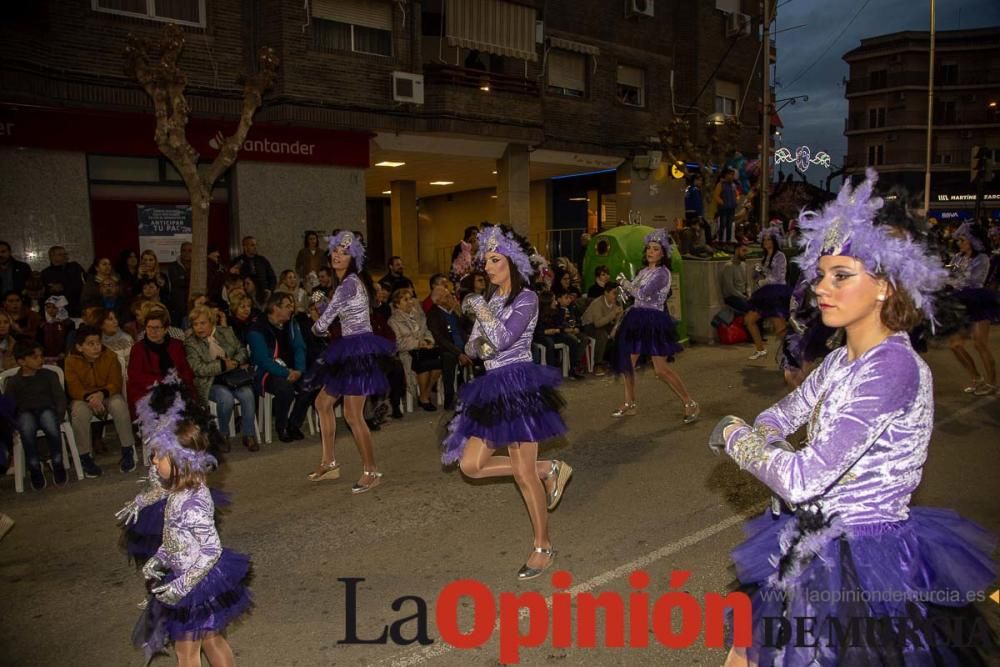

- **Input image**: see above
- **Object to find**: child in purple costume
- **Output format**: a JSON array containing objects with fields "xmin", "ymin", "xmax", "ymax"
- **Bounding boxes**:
[{"xmin": 710, "ymin": 170, "xmax": 997, "ymax": 666}]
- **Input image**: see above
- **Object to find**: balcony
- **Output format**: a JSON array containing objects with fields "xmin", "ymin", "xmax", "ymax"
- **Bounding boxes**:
[
  {"xmin": 846, "ymin": 108, "xmax": 1000, "ymax": 132},
  {"xmin": 846, "ymin": 149, "xmax": 963, "ymax": 168},
  {"xmin": 846, "ymin": 69, "xmax": 1000, "ymax": 95},
  {"xmin": 423, "ymin": 64, "xmax": 539, "ymax": 95}
]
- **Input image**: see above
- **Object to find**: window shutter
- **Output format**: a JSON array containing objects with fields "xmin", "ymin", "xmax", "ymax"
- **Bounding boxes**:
[
  {"xmin": 617, "ymin": 65, "xmax": 643, "ymax": 88},
  {"xmin": 549, "ymin": 49, "xmax": 585, "ymax": 91},
  {"xmin": 312, "ymin": 0, "xmax": 392, "ymax": 30}
]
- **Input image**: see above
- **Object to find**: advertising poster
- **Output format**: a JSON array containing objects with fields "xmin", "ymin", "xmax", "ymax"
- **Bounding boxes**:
[{"xmin": 137, "ymin": 204, "xmax": 192, "ymax": 263}]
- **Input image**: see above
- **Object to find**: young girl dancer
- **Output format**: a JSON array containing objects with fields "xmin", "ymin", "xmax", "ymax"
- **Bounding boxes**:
[
  {"xmin": 745, "ymin": 226, "xmax": 791, "ymax": 361},
  {"xmin": 304, "ymin": 230, "xmax": 394, "ymax": 493},
  {"xmin": 611, "ymin": 228, "xmax": 699, "ymax": 423},
  {"xmin": 710, "ymin": 170, "xmax": 997, "ymax": 666},
  {"xmin": 129, "ymin": 380, "xmax": 251, "ymax": 667},
  {"xmin": 947, "ymin": 222, "xmax": 999, "ymax": 395},
  {"xmin": 442, "ymin": 225, "xmax": 572, "ymax": 580}
]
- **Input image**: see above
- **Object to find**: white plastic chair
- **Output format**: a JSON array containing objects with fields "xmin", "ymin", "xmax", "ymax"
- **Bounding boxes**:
[
  {"xmin": 1, "ymin": 365, "xmax": 85, "ymax": 493},
  {"xmin": 582, "ymin": 336, "xmax": 596, "ymax": 373},
  {"xmin": 208, "ymin": 393, "xmax": 262, "ymax": 442},
  {"xmin": 552, "ymin": 342, "xmax": 570, "ymax": 377}
]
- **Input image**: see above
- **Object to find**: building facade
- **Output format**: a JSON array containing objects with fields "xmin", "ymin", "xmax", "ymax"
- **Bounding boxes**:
[
  {"xmin": 843, "ymin": 27, "xmax": 1000, "ymax": 220},
  {"xmin": 1, "ymin": 0, "xmax": 770, "ymax": 275}
]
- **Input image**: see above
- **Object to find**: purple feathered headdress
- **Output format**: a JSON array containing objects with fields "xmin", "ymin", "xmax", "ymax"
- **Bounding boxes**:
[
  {"xmin": 643, "ymin": 228, "xmax": 672, "ymax": 256},
  {"xmin": 796, "ymin": 169, "xmax": 947, "ymax": 320},
  {"xmin": 134, "ymin": 371, "xmax": 217, "ymax": 475},
  {"xmin": 758, "ymin": 224, "xmax": 784, "ymax": 246},
  {"xmin": 952, "ymin": 222, "xmax": 985, "ymax": 252},
  {"xmin": 476, "ymin": 225, "xmax": 542, "ymax": 282},
  {"xmin": 328, "ymin": 230, "xmax": 366, "ymax": 270}
]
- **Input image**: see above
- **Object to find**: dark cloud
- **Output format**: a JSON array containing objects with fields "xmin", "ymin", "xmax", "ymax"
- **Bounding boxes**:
[{"xmin": 772, "ymin": 0, "xmax": 1000, "ymax": 185}]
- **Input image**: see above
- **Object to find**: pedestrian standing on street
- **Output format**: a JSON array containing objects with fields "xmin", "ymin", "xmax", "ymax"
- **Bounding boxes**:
[
  {"xmin": 442, "ymin": 224, "xmax": 572, "ymax": 581},
  {"xmin": 126, "ymin": 378, "xmax": 251, "ymax": 667},
  {"xmin": 304, "ymin": 231, "xmax": 394, "ymax": 492},
  {"xmin": 611, "ymin": 228, "xmax": 699, "ymax": 423},
  {"xmin": 714, "ymin": 168, "xmax": 740, "ymax": 243},
  {"xmin": 710, "ymin": 170, "xmax": 997, "ymax": 667}
]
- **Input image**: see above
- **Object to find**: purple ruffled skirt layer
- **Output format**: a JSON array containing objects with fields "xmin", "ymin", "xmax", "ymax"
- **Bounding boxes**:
[
  {"xmin": 613, "ymin": 307, "xmax": 683, "ymax": 375},
  {"xmin": 731, "ymin": 507, "xmax": 998, "ymax": 666},
  {"xmin": 750, "ymin": 283, "xmax": 794, "ymax": 319},
  {"xmin": 441, "ymin": 361, "xmax": 566, "ymax": 464},
  {"xmin": 133, "ymin": 549, "xmax": 252, "ymax": 664},
  {"xmin": 124, "ymin": 489, "xmax": 230, "ymax": 566},
  {"xmin": 303, "ymin": 332, "xmax": 394, "ymax": 397},
  {"xmin": 954, "ymin": 287, "xmax": 1000, "ymax": 324}
]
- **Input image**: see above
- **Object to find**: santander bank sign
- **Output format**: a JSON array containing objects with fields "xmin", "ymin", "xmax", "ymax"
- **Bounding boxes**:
[
  {"xmin": 208, "ymin": 130, "xmax": 317, "ymax": 157},
  {"xmin": 198, "ymin": 124, "xmax": 369, "ymax": 167}
]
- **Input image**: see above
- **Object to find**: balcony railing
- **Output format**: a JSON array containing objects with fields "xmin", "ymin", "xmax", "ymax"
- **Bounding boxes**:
[
  {"xmin": 847, "ymin": 69, "xmax": 1000, "ymax": 94},
  {"xmin": 423, "ymin": 64, "xmax": 540, "ymax": 96},
  {"xmin": 846, "ymin": 109, "xmax": 1000, "ymax": 131},
  {"xmin": 847, "ymin": 150, "xmax": 961, "ymax": 166}
]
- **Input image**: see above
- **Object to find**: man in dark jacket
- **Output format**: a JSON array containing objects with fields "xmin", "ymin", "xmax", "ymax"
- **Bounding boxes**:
[
  {"xmin": 0, "ymin": 241, "xmax": 31, "ymax": 296},
  {"xmin": 379, "ymin": 256, "xmax": 415, "ymax": 296},
  {"xmin": 40, "ymin": 245, "xmax": 86, "ymax": 316},
  {"xmin": 165, "ymin": 241, "xmax": 192, "ymax": 325},
  {"xmin": 425, "ymin": 285, "xmax": 471, "ymax": 410},
  {"xmin": 233, "ymin": 236, "xmax": 276, "ymax": 299},
  {"xmin": 248, "ymin": 292, "xmax": 308, "ymax": 442}
]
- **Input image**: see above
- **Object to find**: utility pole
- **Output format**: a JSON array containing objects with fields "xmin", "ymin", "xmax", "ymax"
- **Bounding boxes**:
[
  {"xmin": 760, "ymin": 0, "xmax": 772, "ymax": 228},
  {"xmin": 922, "ymin": 0, "xmax": 936, "ymax": 215}
]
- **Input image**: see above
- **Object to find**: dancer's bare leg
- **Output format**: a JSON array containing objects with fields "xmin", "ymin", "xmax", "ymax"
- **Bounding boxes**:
[
  {"xmin": 174, "ymin": 639, "xmax": 203, "ymax": 667},
  {"xmin": 949, "ymin": 333, "xmax": 981, "ymax": 382},
  {"xmin": 508, "ymin": 442, "xmax": 552, "ymax": 569},
  {"xmin": 723, "ymin": 646, "xmax": 754, "ymax": 667},
  {"xmin": 745, "ymin": 311, "xmax": 765, "ymax": 350},
  {"xmin": 314, "ymin": 389, "xmax": 339, "ymax": 465},
  {"xmin": 651, "ymin": 356, "xmax": 695, "ymax": 413},
  {"xmin": 619, "ymin": 353, "xmax": 639, "ymax": 406},
  {"xmin": 343, "ymin": 395, "xmax": 376, "ymax": 477},
  {"xmin": 460, "ymin": 436, "xmax": 554, "ymax": 482},
  {"xmin": 201, "ymin": 634, "xmax": 236, "ymax": 667},
  {"xmin": 971, "ymin": 321, "xmax": 996, "ymax": 385}
]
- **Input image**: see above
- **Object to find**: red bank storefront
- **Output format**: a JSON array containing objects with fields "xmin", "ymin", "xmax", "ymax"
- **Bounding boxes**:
[{"xmin": 0, "ymin": 104, "xmax": 370, "ymax": 263}]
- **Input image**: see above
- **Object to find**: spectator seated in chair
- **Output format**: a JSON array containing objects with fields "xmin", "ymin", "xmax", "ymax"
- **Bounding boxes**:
[
  {"xmin": 582, "ymin": 281, "xmax": 624, "ymax": 375},
  {"xmin": 388, "ymin": 288, "xmax": 442, "ymax": 411},
  {"xmin": 65, "ymin": 324, "xmax": 134, "ymax": 478},
  {"xmin": 2, "ymin": 340, "xmax": 68, "ymax": 490},
  {"xmin": 425, "ymin": 283, "xmax": 473, "ymax": 410}
]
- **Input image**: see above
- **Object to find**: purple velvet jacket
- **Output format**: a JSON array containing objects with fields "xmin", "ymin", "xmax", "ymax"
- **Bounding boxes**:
[
  {"xmin": 465, "ymin": 289, "xmax": 538, "ymax": 371},
  {"xmin": 724, "ymin": 332, "xmax": 932, "ymax": 525},
  {"xmin": 620, "ymin": 266, "xmax": 671, "ymax": 312},
  {"xmin": 154, "ymin": 485, "xmax": 222, "ymax": 602},
  {"xmin": 754, "ymin": 250, "xmax": 787, "ymax": 286},
  {"xmin": 312, "ymin": 273, "xmax": 373, "ymax": 337}
]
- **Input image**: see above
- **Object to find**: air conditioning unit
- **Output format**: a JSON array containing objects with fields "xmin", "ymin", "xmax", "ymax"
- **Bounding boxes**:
[
  {"xmin": 392, "ymin": 71, "xmax": 424, "ymax": 105},
  {"xmin": 726, "ymin": 12, "xmax": 751, "ymax": 37},
  {"xmin": 632, "ymin": 154, "xmax": 653, "ymax": 170},
  {"xmin": 626, "ymin": 0, "xmax": 654, "ymax": 18}
]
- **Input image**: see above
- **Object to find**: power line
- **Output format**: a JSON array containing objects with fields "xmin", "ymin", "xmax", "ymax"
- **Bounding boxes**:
[{"xmin": 782, "ymin": 0, "xmax": 872, "ymax": 91}]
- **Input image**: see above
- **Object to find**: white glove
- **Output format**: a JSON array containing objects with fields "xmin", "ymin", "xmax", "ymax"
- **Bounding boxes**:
[
  {"xmin": 461, "ymin": 293, "xmax": 486, "ymax": 317},
  {"xmin": 708, "ymin": 415, "xmax": 748, "ymax": 455},
  {"xmin": 142, "ymin": 557, "xmax": 167, "ymax": 582},
  {"xmin": 115, "ymin": 500, "xmax": 140, "ymax": 526}
]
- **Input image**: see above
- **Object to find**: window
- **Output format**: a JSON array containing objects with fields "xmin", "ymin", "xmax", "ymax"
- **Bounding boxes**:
[
  {"xmin": 867, "ymin": 144, "xmax": 884, "ymax": 166},
  {"xmin": 616, "ymin": 65, "xmax": 645, "ymax": 108},
  {"xmin": 547, "ymin": 49, "xmax": 586, "ymax": 98},
  {"xmin": 92, "ymin": 0, "xmax": 205, "ymax": 26},
  {"xmin": 868, "ymin": 107, "xmax": 885, "ymax": 128},
  {"xmin": 868, "ymin": 69, "xmax": 887, "ymax": 89},
  {"xmin": 311, "ymin": 0, "xmax": 393, "ymax": 57},
  {"xmin": 934, "ymin": 99, "xmax": 956, "ymax": 124},
  {"xmin": 714, "ymin": 80, "xmax": 739, "ymax": 117},
  {"xmin": 939, "ymin": 63, "xmax": 958, "ymax": 85}
]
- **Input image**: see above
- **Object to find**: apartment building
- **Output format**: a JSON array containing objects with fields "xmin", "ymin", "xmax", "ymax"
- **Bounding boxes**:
[{"xmin": 843, "ymin": 27, "xmax": 1000, "ymax": 220}]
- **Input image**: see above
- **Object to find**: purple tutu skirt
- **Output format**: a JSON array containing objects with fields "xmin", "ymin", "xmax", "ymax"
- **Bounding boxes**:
[
  {"xmin": 750, "ymin": 283, "xmax": 794, "ymax": 319},
  {"xmin": 133, "ymin": 549, "xmax": 252, "ymax": 664},
  {"xmin": 731, "ymin": 507, "xmax": 998, "ymax": 666},
  {"xmin": 954, "ymin": 287, "xmax": 1000, "ymax": 324},
  {"xmin": 303, "ymin": 332, "xmax": 394, "ymax": 397},
  {"xmin": 123, "ymin": 489, "xmax": 230, "ymax": 566},
  {"xmin": 441, "ymin": 361, "xmax": 566, "ymax": 464},
  {"xmin": 613, "ymin": 307, "xmax": 683, "ymax": 375}
]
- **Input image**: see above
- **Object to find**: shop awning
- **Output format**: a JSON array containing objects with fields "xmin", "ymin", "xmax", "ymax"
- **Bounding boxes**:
[{"xmin": 446, "ymin": 0, "xmax": 538, "ymax": 62}]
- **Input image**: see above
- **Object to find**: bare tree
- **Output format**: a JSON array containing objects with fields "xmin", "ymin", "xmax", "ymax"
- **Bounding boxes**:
[{"xmin": 124, "ymin": 23, "xmax": 278, "ymax": 293}]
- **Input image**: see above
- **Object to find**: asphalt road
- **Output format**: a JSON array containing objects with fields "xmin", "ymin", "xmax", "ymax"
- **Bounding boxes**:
[{"xmin": 2, "ymin": 334, "xmax": 998, "ymax": 667}]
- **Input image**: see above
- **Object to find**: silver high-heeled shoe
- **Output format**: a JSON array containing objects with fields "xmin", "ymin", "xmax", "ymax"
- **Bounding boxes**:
[
  {"xmin": 611, "ymin": 402, "xmax": 637, "ymax": 417},
  {"xmin": 682, "ymin": 400, "xmax": 700, "ymax": 424},
  {"xmin": 517, "ymin": 547, "xmax": 557, "ymax": 581},
  {"xmin": 545, "ymin": 460, "xmax": 573, "ymax": 511}
]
